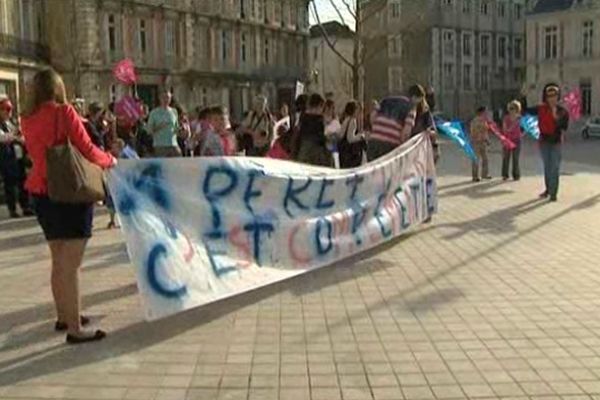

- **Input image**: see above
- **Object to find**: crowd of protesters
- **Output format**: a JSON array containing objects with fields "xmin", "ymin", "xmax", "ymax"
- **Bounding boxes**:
[{"xmin": 0, "ymin": 67, "xmax": 572, "ymax": 345}]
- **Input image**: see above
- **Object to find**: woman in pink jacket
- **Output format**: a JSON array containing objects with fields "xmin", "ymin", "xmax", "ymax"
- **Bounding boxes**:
[{"xmin": 501, "ymin": 100, "xmax": 523, "ymax": 181}]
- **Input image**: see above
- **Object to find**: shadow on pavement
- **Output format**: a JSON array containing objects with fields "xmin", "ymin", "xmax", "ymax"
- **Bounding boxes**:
[
  {"xmin": 299, "ymin": 192, "xmax": 600, "ymax": 345},
  {"xmin": 404, "ymin": 288, "xmax": 464, "ymax": 313},
  {"xmin": 0, "ymin": 226, "xmax": 433, "ymax": 386},
  {"xmin": 439, "ymin": 197, "xmax": 546, "ymax": 240},
  {"xmin": 0, "ymin": 283, "xmax": 138, "ymax": 337}
]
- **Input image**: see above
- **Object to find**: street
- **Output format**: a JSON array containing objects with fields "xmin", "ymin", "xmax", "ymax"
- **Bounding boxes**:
[{"xmin": 1, "ymin": 136, "xmax": 600, "ymax": 400}]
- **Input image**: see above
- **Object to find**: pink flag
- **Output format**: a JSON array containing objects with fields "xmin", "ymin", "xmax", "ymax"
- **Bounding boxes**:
[
  {"xmin": 115, "ymin": 95, "xmax": 142, "ymax": 126},
  {"xmin": 486, "ymin": 119, "xmax": 516, "ymax": 150},
  {"xmin": 113, "ymin": 59, "xmax": 137, "ymax": 85},
  {"xmin": 563, "ymin": 88, "xmax": 582, "ymax": 121}
]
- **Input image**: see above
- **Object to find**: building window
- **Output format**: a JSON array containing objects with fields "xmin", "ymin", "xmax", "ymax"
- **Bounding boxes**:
[
  {"xmin": 514, "ymin": 3, "xmax": 523, "ymax": 19},
  {"xmin": 263, "ymin": 0, "xmax": 269, "ymax": 22},
  {"xmin": 583, "ymin": 21, "xmax": 594, "ymax": 58},
  {"xmin": 514, "ymin": 37, "xmax": 523, "ymax": 60},
  {"xmin": 480, "ymin": 0, "xmax": 489, "ymax": 15},
  {"xmin": 498, "ymin": 36, "xmax": 507, "ymax": 59},
  {"xmin": 313, "ymin": 45, "xmax": 318, "ymax": 61},
  {"xmin": 390, "ymin": 1, "xmax": 400, "ymax": 18},
  {"xmin": 241, "ymin": 33, "xmax": 247, "ymax": 62},
  {"xmin": 463, "ymin": 64, "xmax": 472, "ymax": 90},
  {"xmin": 240, "ymin": 0, "xmax": 246, "ymax": 19},
  {"xmin": 221, "ymin": 30, "xmax": 228, "ymax": 61},
  {"xmin": 165, "ymin": 20, "xmax": 176, "ymax": 56},
  {"xmin": 544, "ymin": 26, "xmax": 558, "ymax": 60},
  {"xmin": 107, "ymin": 14, "xmax": 117, "ymax": 52},
  {"xmin": 202, "ymin": 88, "xmax": 208, "ymax": 105},
  {"xmin": 443, "ymin": 63, "xmax": 454, "ymax": 88},
  {"xmin": 389, "ymin": 35, "xmax": 401, "ymax": 57},
  {"xmin": 139, "ymin": 19, "xmax": 147, "ymax": 54},
  {"xmin": 480, "ymin": 34, "xmax": 490, "ymax": 57},
  {"xmin": 443, "ymin": 30, "xmax": 455, "ymax": 56},
  {"xmin": 389, "ymin": 67, "xmax": 402, "ymax": 92},
  {"xmin": 463, "ymin": 0, "xmax": 472, "ymax": 13},
  {"xmin": 581, "ymin": 82, "xmax": 592, "ymax": 115},
  {"xmin": 497, "ymin": 1, "xmax": 506, "ymax": 18},
  {"xmin": 265, "ymin": 38, "xmax": 270, "ymax": 64},
  {"xmin": 480, "ymin": 65, "xmax": 489, "ymax": 90},
  {"xmin": 463, "ymin": 33, "xmax": 472, "ymax": 57},
  {"xmin": 110, "ymin": 84, "xmax": 117, "ymax": 102}
]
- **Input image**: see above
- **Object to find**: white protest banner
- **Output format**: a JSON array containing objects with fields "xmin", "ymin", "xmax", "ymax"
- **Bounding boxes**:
[{"xmin": 108, "ymin": 133, "xmax": 437, "ymax": 320}]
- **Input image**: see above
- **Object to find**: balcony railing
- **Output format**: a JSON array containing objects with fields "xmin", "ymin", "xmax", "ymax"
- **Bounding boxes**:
[{"xmin": 0, "ymin": 33, "xmax": 50, "ymax": 63}]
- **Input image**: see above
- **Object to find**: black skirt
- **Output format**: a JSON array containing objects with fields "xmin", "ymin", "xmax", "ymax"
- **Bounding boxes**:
[{"xmin": 32, "ymin": 195, "xmax": 94, "ymax": 241}]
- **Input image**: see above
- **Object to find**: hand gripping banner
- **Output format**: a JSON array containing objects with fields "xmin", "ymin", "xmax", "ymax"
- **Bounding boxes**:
[{"xmin": 108, "ymin": 133, "xmax": 437, "ymax": 320}]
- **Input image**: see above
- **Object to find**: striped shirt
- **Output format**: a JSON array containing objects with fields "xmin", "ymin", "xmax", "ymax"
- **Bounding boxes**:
[{"xmin": 370, "ymin": 111, "xmax": 416, "ymax": 145}]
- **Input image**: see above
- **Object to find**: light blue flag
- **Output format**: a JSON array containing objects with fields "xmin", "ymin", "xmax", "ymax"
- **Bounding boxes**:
[
  {"xmin": 434, "ymin": 118, "xmax": 478, "ymax": 162},
  {"xmin": 520, "ymin": 114, "xmax": 540, "ymax": 140}
]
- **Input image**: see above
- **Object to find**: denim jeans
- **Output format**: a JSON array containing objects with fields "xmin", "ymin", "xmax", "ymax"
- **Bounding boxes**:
[{"xmin": 540, "ymin": 141, "xmax": 562, "ymax": 198}]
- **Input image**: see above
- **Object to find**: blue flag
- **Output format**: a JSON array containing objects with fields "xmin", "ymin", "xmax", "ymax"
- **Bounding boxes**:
[
  {"xmin": 520, "ymin": 114, "xmax": 540, "ymax": 140},
  {"xmin": 434, "ymin": 118, "xmax": 478, "ymax": 162}
]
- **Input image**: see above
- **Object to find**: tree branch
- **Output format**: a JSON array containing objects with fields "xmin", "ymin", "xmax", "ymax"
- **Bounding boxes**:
[
  {"xmin": 309, "ymin": 0, "xmax": 354, "ymax": 69},
  {"xmin": 340, "ymin": 0, "xmax": 357, "ymax": 20},
  {"xmin": 328, "ymin": 0, "xmax": 348, "ymax": 26}
]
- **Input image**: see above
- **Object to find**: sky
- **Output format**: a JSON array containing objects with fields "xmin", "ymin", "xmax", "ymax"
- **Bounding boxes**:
[{"xmin": 309, "ymin": 0, "xmax": 356, "ymax": 27}]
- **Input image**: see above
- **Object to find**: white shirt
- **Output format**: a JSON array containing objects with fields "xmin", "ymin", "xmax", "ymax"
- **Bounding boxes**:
[{"xmin": 340, "ymin": 118, "xmax": 363, "ymax": 143}]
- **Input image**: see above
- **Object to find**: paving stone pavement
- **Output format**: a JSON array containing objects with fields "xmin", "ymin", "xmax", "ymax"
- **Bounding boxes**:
[{"xmin": 0, "ymin": 136, "xmax": 599, "ymax": 400}]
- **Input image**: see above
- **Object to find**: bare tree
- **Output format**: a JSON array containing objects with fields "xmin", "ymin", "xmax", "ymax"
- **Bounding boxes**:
[{"xmin": 310, "ymin": 0, "xmax": 431, "ymax": 104}]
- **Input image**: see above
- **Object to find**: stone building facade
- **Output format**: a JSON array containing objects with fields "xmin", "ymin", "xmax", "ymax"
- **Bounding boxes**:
[
  {"xmin": 44, "ymin": 0, "xmax": 310, "ymax": 119},
  {"xmin": 308, "ymin": 21, "xmax": 355, "ymax": 109},
  {"xmin": 0, "ymin": 0, "xmax": 49, "ymax": 111},
  {"xmin": 526, "ymin": 0, "xmax": 600, "ymax": 117},
  {"xmin": 363, "ymin": 0, "xmax": 533, "ymax": 120}
]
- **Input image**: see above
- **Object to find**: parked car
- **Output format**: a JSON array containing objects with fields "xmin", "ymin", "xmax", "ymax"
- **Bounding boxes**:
[{"xmin": 581, "ymin": 117, "xmax": 600, "ymax": 139}]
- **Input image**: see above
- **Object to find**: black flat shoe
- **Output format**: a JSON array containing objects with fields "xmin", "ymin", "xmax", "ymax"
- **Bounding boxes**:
[
  {"xmin": 66, "ymin": 330, "xmax": 106, "ymax": 344},
  {"xmin": 55, "ymin": 315, "xmax": 91, "ymax": 331}
]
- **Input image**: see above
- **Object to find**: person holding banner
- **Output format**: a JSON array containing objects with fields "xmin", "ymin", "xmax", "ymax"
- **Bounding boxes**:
[
  {"xmin": 470, "ymin": 106, "xmax": 492, "ymax": 182},
  {"xmin": 147, "ymin": 88, "xmax": 180, "ymax": 158},
  {"xmin": 501, "ymin": 100, "xmax": 523, "ymax": 181},
  {"xmin": 368, "ymin": 96, "xmax": 416, "ymax": 161},
  {"xmin": 295, "ymin": 93, "xmax": 333, "ymax": 167},
  {"xmin": 526, "ymin": 83, "xmax": 569, "ymax": 202},
  {"xmin": 408, "ymin": 84, "xmax": 439, "ymax": 163},
  {"xmin": 339, "ymin": 101, "xmax": 365, "ymax": 168},
  {"xmin": 21, "ymin": 69, "xmax": 116, "ymax": 343}
]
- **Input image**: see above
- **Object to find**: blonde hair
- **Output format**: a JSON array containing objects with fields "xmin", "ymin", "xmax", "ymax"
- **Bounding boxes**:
[
  {"xmin": 23, "ymin": 68, "xmax": 67, "ymax": 116},
  {"xmin": 507, "ymin": 100, "xmax": 522, "ymax": 113}
]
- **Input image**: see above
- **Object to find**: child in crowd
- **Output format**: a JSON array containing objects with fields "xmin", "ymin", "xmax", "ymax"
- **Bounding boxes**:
[{"xmin": 470, "ymin": 106, "xmax": 492, "ymax": 182}]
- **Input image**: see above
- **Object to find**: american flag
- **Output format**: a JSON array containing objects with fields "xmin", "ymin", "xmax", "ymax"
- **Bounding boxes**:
[{"xmin": 370, "ymin": 114, "xmax": 404, "ymax": 145}]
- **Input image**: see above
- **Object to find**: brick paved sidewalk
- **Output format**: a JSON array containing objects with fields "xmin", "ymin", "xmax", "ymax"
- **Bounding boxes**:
[{"xmin": 0, "ymin": 139, "xmax": 599, "ymax": 400}]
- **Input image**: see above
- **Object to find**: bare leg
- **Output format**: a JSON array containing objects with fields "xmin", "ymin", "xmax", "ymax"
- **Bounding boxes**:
[
  {"xmin": 49, "ymin": 241, "xmax": 66, "ymax": 323},
  {"xmin": 59, "ymin": 239, "xmax": 88, "ymax": 336}
]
